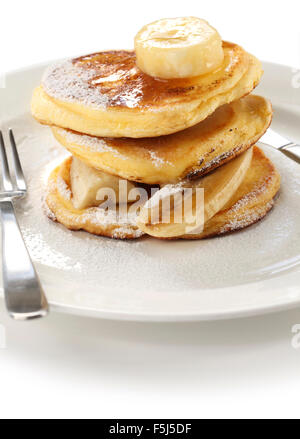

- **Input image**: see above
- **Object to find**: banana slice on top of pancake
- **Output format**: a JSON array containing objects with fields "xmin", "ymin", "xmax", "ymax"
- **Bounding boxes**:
[
  {"xmin": 51, "ymin": 95, "xmax": 272, "ymax": 185},
  {"xmin": 135, "ymin": 17, "xmax": 224, "ymax": 78},
  {"xmin": 31, "ymin": 41, "xmax": 262, "ymax": 138}
]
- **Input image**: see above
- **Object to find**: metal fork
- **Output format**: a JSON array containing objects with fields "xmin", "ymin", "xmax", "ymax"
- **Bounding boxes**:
[
  {"xmin": 259, "ymin": 128, "xmax": 300, "ymax": 164},
  {"xmin": 0, "ymin": 129, "xmax": 48, "ymax": 320}
]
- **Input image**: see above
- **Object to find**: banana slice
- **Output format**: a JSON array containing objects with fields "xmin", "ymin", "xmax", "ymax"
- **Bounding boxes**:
[
  {"xmin": 70, "ymin": 156, "xmax": 135, "ymax": 209},
  {"xmin": 134, "ymin": 17, "xmax": 224, "ymax": 79},
  {"xmin": 137, "ymin": 148, "xmax": 253, "ymax": 238}
]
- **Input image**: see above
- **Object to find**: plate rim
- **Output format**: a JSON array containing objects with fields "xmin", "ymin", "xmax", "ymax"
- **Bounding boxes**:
[{"xmin": 1, "ymin": 59, "xmax": 300, "ymax": 322}]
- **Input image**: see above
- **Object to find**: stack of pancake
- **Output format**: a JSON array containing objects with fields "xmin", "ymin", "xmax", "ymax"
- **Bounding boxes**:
[{"xmin": 31, "ymin": 19, "xmax": 280, "ymax": 240}]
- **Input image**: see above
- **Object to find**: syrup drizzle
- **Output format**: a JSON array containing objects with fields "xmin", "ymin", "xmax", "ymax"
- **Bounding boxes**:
[{"xmin": 42, "ymin": 43, "xmax": 241, "ymax": 109}]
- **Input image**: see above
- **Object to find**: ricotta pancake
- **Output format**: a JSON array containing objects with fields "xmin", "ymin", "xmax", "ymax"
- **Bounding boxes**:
[
  {"xmin": 51, "ymin": 95, "xmax": 272, "ymax": 185},
  {"xmin": 31, "ymin": 42, "xmax": 262, "ymax": 138},
  {"xmin": 45, "ymin": 148, "xmax": 280, "ymax": 240}
]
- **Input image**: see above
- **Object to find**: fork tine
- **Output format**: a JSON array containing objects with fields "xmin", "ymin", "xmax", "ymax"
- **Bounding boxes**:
[
  {"xmin": 0, "ymin": 131, "xmax": 13, "ymax": 192},
  {"xmin": 9, "ymin": 129, "xmax": 27, "ymax": 191}
]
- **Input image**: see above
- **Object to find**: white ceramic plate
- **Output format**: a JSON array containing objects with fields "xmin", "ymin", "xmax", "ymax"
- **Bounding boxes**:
[{"xmin": 0, "ymin": 61, "xmax": 299, "ymax": 321}]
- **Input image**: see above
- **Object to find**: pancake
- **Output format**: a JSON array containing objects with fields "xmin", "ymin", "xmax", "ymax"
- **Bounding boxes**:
[
  {"xmin": 45, "ymin": 147, "xmax": 280, "ymax": 240},
  {"xmin": 180, "ymin": 146, "xmax": 281, "ymax": 239},
  {"xmin": 51, "ymin": 95, "xmax": 272, "ymax": 185},
  {"xmin": 45, "ymin": 157, "xmax": 144, "ymax": 240},
  {"xmin": 31, "ymin": 42, "xmax": 262, "ymax": 138}
]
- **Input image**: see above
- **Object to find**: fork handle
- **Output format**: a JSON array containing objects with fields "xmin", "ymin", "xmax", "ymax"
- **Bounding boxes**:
[
  {"xmin": 0, "ymin": 201, "xmax": 48, "ymax": 320},
  {"xmin": 280, "ymin": 144, "xmax": 300, "ymax": 164}
]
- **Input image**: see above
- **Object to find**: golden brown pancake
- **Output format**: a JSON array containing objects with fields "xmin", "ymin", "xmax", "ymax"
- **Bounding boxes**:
[
  {"xmin": 31, "ymin": 42, "xmax": 263, "ymax": 138},
  {"xmin": 45, "ymin": 147, "xmax": 280, "ymax": 240},
  {"xmin": 51, "ymin": 95, "xmax": 272, "ymax": 185}
]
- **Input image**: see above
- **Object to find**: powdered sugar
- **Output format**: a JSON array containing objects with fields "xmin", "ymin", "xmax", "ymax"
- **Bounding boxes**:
[
  {"xmin": 57, "ymin": 127, "xmax": 176, "ymax": 170},
  {"xmin": 220, "ymin": 200, "xmax": 274, "ymax": 233},
  {"xmin": 63, "ymin": 204, "xmax": 144, "ymax": 240},
  {"xmin": 188, "ymin": 146, "xmax": 243, "ymax": 178},
  {"xmin": 55, "ymin": 127, "xmax": 128, "ymax": 160},
  {"xmin": 56, "ymin": 176, "xmax": 72, "ymax": 201},
  {"xmin": 42, "ymin": 59, "xmax": 144, "ymax": 109},
  {"xmin": 42, "ymin": 195, "xmax": 57, "ymax": 222},
  {"xmin": 144, "ymin": 182, "xmax": 183, "ymax": 210},
  {"xmin": 230, "ymin": 173, "xmax": 271, "ymax": 213},
  {"xmin": 149, "ymin": 150, "xmax": 172, "ymax": 168},
  {"xmin": 42, "ymin": 61, "xmax": 109, "ymax": 109}
]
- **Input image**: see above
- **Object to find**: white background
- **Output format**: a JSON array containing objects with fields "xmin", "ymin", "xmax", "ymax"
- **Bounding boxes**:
[{"xmin": 1, "ymin": 0, "xmax": 300, "ymax": 419}]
